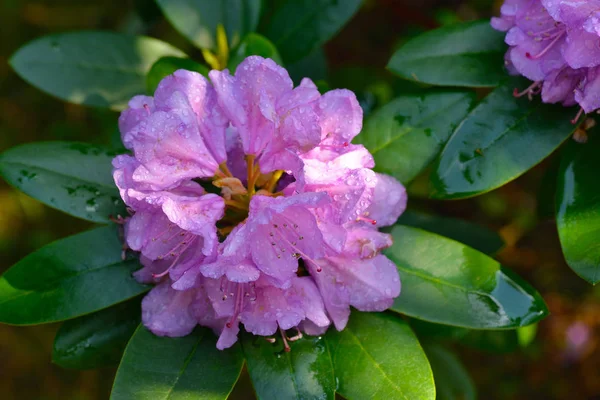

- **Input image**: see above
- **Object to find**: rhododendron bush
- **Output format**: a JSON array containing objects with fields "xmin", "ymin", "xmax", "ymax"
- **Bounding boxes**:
[{"xmin": 2, "ymin": 0, "xmax": 599, "ymax": 399}]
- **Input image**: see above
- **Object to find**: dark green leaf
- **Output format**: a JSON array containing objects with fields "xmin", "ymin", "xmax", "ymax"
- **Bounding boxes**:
[
  {"xmin": 557, "ymin": 131, "xmax": 600, "ymax": 284},
  {"xmin": 242, "ymin": 334, "xmax": 334, "ymax": 400},
  {"xmin": 327, "ymin": 312, "xmax": 435, "ymax": 400},
  {"xmin": 431, "ymin": 79, "xmax": 579, "ymax": 199},
  {"xmin": 0, "ymin": 141, "xmax": 126, "ymax": 223},
  {"xmin": 356, "ymin": 90, "xmax": 475, "ymax": 184},
  {"xmin": 264, "ymin": 0, "xmax": 362, "ymax": 63},
  {"xmin": 286, "ymin": 47, "xmax": 327, "ymax": 84},
  {"xmin": 422, "ymin": 343, "xmax": 476, "ymax": 400},
  {"xmin": 111, "ymin": 326, "xmax": 244, "ymax": 400},
  {"xmin": 156, "ymin": 0, "xmax": 261, "ymax": 50},
  {"xmin": 397, "ymin": 210, "xmax": 504, "ymax": 255},
  {"xmin": 0, "ymin": 225, "xmax": 148, "ymax": 325},
  {"xmin": 387, "ymin": 20, "xmax": 506, "ymax": 87},
  {"xmin": 9, "ymin": 32, "xmax": 185, "ymax": 109},
  {"xmin": 386, "ymin": 225, "xmax": 548, "ymax": 328},
  {"xmin": 146, "ymin": 56, "xmax": 209, "ymax": 94},
  {"xmin": 228, "ymin": 33, "xmax": 282, "ymax": 72},
  {"xmin": 53, "ymin": 298, "xmax": 141, "ymax": 369}
]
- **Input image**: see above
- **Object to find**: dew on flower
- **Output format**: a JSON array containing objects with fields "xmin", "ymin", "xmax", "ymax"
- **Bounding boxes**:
[{"xmin": 112, "ymin": 56, "xmax": 406, "ymax": 349}]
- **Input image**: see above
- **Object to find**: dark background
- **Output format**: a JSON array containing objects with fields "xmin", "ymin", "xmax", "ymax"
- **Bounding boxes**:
[{"xmin": 1, "ymin": 0, "xmax": 599, "ymax": 398}]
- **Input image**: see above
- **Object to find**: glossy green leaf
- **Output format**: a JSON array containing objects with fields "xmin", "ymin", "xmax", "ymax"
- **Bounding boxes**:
[
  {"xmin": 53, "ymin": 298, "xmax": 141, "ymax": 369},
  {"xmin": 557, "ymin": 132, "xmax": 600, "ymax": 284},
  {"xmin": 386, "ymin": 225, "xmax": 548, "ymax": 328},
  {"xmin": 387, "ymin": 20, "xmax": 506, "ymax": 87},
  {"xmin": 431, "ymin": 79, "xmax": 579, "ymax": 199},
  {"xmin": 422, "ymin": 343, "xmax": 476, "ymax": 400},
  {"xmin": 156, "ymin": 0, "xmax": 261, "ymax": 50},
  {"xmin": 355, "ymin": 90, "xmax": 475, "ymax": 183},
  {"xmin": 242, "ymin": 334, "xmax": 334, "ymax": 400},
  {"xmin": 327, "ymin": 312, "xmax": 435, "ymax": 400},
  {"xmin": 397, "ymin": 210, "xmax": 504, "ymax": 255},
  {"xmin": 9, "ymin": 32, "xmax": 185, "ymax": 109},
  {"xmin": 111, "ymin": 326, "xmax": 243, "ymax": 400},
  {"xmin": 146, "ymin": 56, "xmax": 209, "ymax": 94},
  {"xmin": 0, "ymin": 141, "xmax": 126, "ymax": 223},
  {"xmin": 264, "ymin": 0, "xmax": 362, "ymax": 63},
  {"xmin": 228, "ymin": 33, "xmax": 283, "ymax": 72},
  {"xmin": 0, "ymin": 225, "xmax": 148, "ymax": 325}
]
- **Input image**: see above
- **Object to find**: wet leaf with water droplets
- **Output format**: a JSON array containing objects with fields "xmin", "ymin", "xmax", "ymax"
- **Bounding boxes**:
[
  {"xmin": 430, "ymin": 78, "xmax": 579, "ymax": 199},
  {"xmin": 0, "ymin": 141, "xmax": 126, "ymax": 223},
  {"xmin": 242, "ymin": 333, "xmax": 335, "ymax": 400},
  {"xmin": 53, "ymin": 298, "xmax": 141, "ymax": 369},
  {"xmin": 356, "ymin": 90, "xmax": 475, "ymax": 184},
  {"xmin": 327, "ymin": 312, "xmax": 435, "ymax": 400},
  {"xmin": 386, "ymin": 225, "xmax": 548, "ymax": 328},
  {"xmin": 111, "ymin": 326, "xmax": 243, "ymax": 400},
  {"xmin": 0, "ymin": 225, "xmax": 148, "ymax": 325}
]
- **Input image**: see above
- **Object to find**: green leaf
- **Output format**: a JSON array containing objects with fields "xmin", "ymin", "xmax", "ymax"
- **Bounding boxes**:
[
  {"xmin": 111, "ymin": 326, "xmax": 244, "ymax": 400},
  {"xmin": 53, "ymin": 298, "xmax": 141, "ymax": 369},
  {"xmin": 0, "ymin": 141, "xmax": 126, "ymax": 223},
  {"xmin": 387, "ymin": 20, "xmax": 506, "ymax": 87},
  {"xmin": 146, "ymin": 56, "xmax": 209, "ymax": 94},
  {"xmin": 557, "ymin": 132, "xmax": 600, "ymax": 284},
  {"xmin": 242, "ymin": 334, "xmax": 335, "ymax": 400},
  {"xmin": 156, "ymin": 0, "xmax": 261, "ymax": 50},
  {"xmin": 397, "ymin": 210, "xmax": 504, "ymax": 255},
  {"xmin": 0, "ymin": 225, "xmax": 148, "ymax": 325},
  {"xmin": 264, "ymin": 0, "xmax": 362, "ymax": 63},
  {"xmin": 9, "ymin": 32, "xmax": 185, "ymax": 109},
  {"xmin": 228, "ymin": 33, "xmax": 283, "ymax": 72},
  {"xmin": 355, "ymin": 90, "xmax": 475, "ymax": 184},
  {"xmin": 386, "ymin": 225, "xmax": 548, "ymax": 328},
  {"xmin": 422, "ymin": 343, "xmax": 476, "ymax": 400},
  {"xmin": 328, "ymin": 312, "xmax": 435, "ymax": 400},
  {"xmin": 431, "ymin": 79, "xmax": 579, "ymax": 199}
]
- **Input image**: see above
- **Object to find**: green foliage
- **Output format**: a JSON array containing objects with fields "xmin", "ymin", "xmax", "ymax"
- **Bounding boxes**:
[
  {"xmin": 328, "ymin": 312, "xmax": 435, "ymax": 400},
  {"xmin": 263, "ymin": 0, "xmax": 362, "ymax": 63},
  {"xmin": 228, "ymin": 33, "xmax": 283, "ymax": 72},
  {"xmin": 423, "ymin": 343, "xmax": 476, "ymax": 400},
  {"xmin": 557, "ymin": 131, "xmax": 600, "ymax": 284},
  {"xmin": 53, "ymin": 299, "xmax": 141, "ymax": 369},
  {"xmin": 0, "ymin": 226, "xmax": 148, "ymax": 325},
  {"xmin": 430, "ymin": 79, "xmax": 579, "ymax": 199},
  {"xmin": 242, "ymin": 334, "xmax": 335, "ymax": 400},
  {"xmin": 155, "ymin": 0, "xmax": 261, "ymax": 51},
  {"xmin": 386, "ymin": 225, "xmax": 548, "ymax": 328},
  {"xmin": 397, "ymin": 210, "xmax": 504, "ymax": 255},
  {"xmin": 356, "ymin": 90, "xmax": 475, "ymax": 184},
  {"xmin": 147, "ymin": 56, "xmax": 210, "ymax": 94},
  {"xmin": 111, "ymin": 326, "xmax": 244, "ymax": 400},
  {"xmin": 0, "ymin": 141, "xmax": 126, "ymax": 223},
  {"xmin": 10, "ymin": 32, "xmax": 184, "ymax": 109},
  {"xmin": 388, "ymin": 20, "xmax": 506, "ymax": 87}
]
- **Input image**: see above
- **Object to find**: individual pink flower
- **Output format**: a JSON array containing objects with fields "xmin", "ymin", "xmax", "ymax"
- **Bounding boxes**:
[{"xmin": 114, "ymin": 56, "xmax": 407, "ymax": 350}]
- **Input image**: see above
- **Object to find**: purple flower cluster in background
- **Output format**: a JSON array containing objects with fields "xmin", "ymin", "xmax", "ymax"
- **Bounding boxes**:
[
  {"xmin": 492, "ymin": 0, "xmax": 600, "ymax": 120},
  {"xmin": 113, "ymin": 56, "xmax": 406, "ymax": 350}
]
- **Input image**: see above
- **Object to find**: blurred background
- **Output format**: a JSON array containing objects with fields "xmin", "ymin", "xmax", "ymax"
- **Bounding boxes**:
[{"xmin": 1, "ymin": 0, "xmax": 599, "ymax": 398}]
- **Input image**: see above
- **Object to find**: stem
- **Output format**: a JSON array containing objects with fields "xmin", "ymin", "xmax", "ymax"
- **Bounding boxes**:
[
  {"xmin": 264, "ymin": 170, "xmax": 284, "ymax": 192},
  {"xmin": 246, "ymin": 155, "xmax": 257, "ymax": 195}
]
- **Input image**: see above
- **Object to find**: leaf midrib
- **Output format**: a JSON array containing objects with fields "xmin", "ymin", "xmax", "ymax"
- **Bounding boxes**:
[{"xmin": 16, "ymin": 59, "xmax": 146, "ymax": 76}]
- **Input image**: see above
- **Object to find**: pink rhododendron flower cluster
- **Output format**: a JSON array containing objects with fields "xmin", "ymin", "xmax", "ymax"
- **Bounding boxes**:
[
  {"xmin": 113, "ymin": 56, "xmax": 406, "ymax": 350},
  {"xmin": 492, "ymin": 0, "xmax": 600, "ymax": 119}
]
